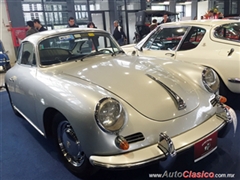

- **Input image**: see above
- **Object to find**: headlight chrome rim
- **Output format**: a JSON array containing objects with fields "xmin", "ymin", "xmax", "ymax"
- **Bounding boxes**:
[
  {"xmin": 95, "ymin": 97, "xmax": 126, "ymax": 134},
  {"xmin": 202, "ymin": 67, "xmax": 220, "ymax": 93}
]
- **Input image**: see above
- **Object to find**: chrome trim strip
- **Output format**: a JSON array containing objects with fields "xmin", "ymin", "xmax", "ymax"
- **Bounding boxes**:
[
  {"xmin": 157, "ymin": 132, "xmax": 177, "ymax": 168},
  {"xmin": 89, "ymin": 121, "xmax": 228, "ymax": 169},
  {"xmin": 194, "ymin": 146, "xmax": 217, "ymax": 162},
  {"xmin": 146, "ymin": 74, "xmax": 186, "ymax": 110},
  {"xmin": 14, "ymin": 106, "xmax": 45, "ymax": 136},
  {"xmin": 158, "ymin": 133, "xmax": 176, "ymax": 157},
  {"xmin": 216, "ymin": 104, "xmax": 234, "ymax": 123},
  {"xmin": 0, "ymin": 60, "xmax": 10, "ymax": 62},
  {"xmin": 228, "ymin": 78, "xmax": 240, "ymax": 84},
  {"xmin": 90, "ymin": 154, "xmax": 166, "ymax": 168},
  {"xmin": 176, "ymin": 122, "xmax": 225, "ymax": 153}
]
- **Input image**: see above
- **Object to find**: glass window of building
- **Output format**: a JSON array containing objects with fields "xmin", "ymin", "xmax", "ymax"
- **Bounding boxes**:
[
  {"xmin": 215, "ymin": 0, "xmax": 224, "ymax": 14},
  {"xmin": 22, "ymin": 2, "xmax": 44, "ymax": 23},
  {"xmin": 74, "ymin": 0, "xmax": 88, "ymax": 10},
  {"xmin": 232, "ymin": 0, "xmax": 238, "ymax": 14},
  {"xmin": 126, "ymin": 0, "xmax": 141, "ymax": 10},
  {"xmin": 89, "ymin": 0, "xmax": 109, "ymax": 11}
]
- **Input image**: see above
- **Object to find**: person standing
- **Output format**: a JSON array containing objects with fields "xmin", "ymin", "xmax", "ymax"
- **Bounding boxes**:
[
  {"xmin": 149, "ymin": 19, "xmax": 158, "ymax": 31},
  {"xmin": 26, "ymin": 21, "xmax": 38, "ymax": 37},
  {"xmin": 218, "ymin": 13, "xmax": 224, "ymax": 19},
  {"xmin": 33, "ymin": 19, "xmax": 47, "ymax": 32},
  {"xmin": 87, "ymin": 22, "xmax": 99, "ymax": 49},
  {"xmin": 113, "ymin": 20, "xmax": 127, "ymax": 46},
  {"xmin": 67, "ymin": 17, "xmax": 78, "ymax": 28},
  {"xmin": 87, "ymin": 22, "xmax": 97, "ymax": 29},
  {"xmin": 160, "ymin": 14, "xmax": 172, "ymax": 24},
  {"xmin": 209, "ymin": 10, "xmax": 215, "ymax": 19}
]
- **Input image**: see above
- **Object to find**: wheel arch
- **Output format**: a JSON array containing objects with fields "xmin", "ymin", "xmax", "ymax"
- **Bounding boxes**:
[
  {"xmin": 5, "ymin": 83, "xmax": 9, "ymax": 92},
  {"xmin": 43, "ymin": 108, "xmax": 62, "ymax": 138}
]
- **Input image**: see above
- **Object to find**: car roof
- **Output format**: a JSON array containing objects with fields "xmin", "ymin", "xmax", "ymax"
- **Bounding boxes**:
[
  {"xmin": 23, "ymin": 28, "xmax": 109, "ymax": 45},
  {"xmin": 160, "ymin": 19, "xmax": 240, "ymax": 28}
]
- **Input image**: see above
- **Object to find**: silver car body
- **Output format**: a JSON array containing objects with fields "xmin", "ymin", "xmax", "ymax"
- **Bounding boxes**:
[{"xmin": 5, "ymin": 28, "xmax": 236, "ymax": 168}]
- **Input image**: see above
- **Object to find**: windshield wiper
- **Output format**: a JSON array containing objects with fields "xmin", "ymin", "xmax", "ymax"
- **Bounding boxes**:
[
  {"xmin": 80, "ymin": 51, "xmax": 106, "ymax": 61},
  {"xmin": 66, "ymin": 54, "xmax": 84, "ymax": 61},
  {"xmin": 66, "ymin": 51, "xmax": 104, "ymax": 62}
]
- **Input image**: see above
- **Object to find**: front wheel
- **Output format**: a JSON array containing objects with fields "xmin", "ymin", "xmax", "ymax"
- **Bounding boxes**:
[{"xmin": 52, "ymin": 113, "xmax": 98, "ymax": 178}]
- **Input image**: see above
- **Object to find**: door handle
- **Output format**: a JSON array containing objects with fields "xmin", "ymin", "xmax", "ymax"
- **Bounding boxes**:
[
  {"xmin": 165, "ymin": 53, "xmax": 175, "ymax": 57},
  {"xmin": 228, "ymin": 48, "xmax": 234, "ymax": 56}
]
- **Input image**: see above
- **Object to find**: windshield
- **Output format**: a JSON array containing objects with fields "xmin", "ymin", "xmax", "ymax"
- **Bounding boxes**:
[
  {"xmin": 38, "ymin": 32, "xmax": 121, "ymax": 66},
  {"xmin": 142, "ymin": 26, "xmax": 188, "ymax": 50}
]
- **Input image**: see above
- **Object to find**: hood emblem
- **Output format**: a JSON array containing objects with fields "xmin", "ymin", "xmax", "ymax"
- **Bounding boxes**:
[{"xmin": 146, "ymin": 74, "xmax": 186, "ymax": 110}]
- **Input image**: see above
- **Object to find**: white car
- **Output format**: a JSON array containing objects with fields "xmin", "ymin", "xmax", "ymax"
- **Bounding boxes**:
[{"xmin": 122, "ymin": 20, "xmax": 240, "ymax": 107}]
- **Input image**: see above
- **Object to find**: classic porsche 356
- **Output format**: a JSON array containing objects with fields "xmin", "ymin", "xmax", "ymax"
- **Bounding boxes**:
[{"xmin": 5, "ymin": 28, "xmax": 237, "ymax": 177}]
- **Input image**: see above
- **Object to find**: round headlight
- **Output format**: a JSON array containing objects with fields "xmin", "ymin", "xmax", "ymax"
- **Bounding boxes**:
[
  {"xmin": 95, "ymin": 98, "xmax": 125, "ymax": 133},
  {"xmin": 202, "ymin": 68, "xmax": 220, "ymax": 93}
]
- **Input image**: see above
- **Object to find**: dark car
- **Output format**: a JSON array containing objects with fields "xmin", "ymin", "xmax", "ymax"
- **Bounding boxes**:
[
  {"xmin": 134, "ymin": 10, "xmax": 178, "ymax": 43},
  {"xmin": 0, "ymin": 40, "xmax": 11, "ymax": 71}
]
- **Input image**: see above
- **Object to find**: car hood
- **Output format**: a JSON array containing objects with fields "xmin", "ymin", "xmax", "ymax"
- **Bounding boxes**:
[{"xmin": 62, "ymin": 55, "xmax": 200, "ymax": 120}]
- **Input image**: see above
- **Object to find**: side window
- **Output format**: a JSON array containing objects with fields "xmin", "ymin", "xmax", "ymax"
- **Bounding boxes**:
[
  {"xmin": 214, "ymin": 23, "xmax": 240, "ymax": 42},
  {"xmin": 19, "ymin": 42, "xmax": 36, "ymax": 66},
  {"xmin": 142, "ymin": 31, "xmax": 158, "ymax": 49},
  {"xmin": 143, "ymin": 27, "xmax": 187, "ymax": 50},
  {"xmin": 179, "ymin": 27, "xmax": 206, "ymax": 51}
]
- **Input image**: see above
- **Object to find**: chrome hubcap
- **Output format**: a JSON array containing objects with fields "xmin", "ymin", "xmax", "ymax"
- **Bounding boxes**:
[{"xmin": 57, "ymin": 121, "xmax": 85, "ymax": 167}]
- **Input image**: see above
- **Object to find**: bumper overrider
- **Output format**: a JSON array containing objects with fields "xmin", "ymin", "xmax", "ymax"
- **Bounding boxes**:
[{"xmin": 89, "ymin": 103, "xmax": 237, "ymax": 169}]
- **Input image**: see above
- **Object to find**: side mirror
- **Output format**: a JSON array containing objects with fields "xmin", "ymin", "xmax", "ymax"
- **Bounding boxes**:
[{"xmin": 132, "ymin": 50, "xmax": 136, "ymax": 56}]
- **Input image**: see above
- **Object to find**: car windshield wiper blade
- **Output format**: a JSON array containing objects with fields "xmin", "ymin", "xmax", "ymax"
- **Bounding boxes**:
[
  {"xmin": 80, "ymin": 51, "xmax": 105, "ymax": 61},
  {"xmin": 66, "ymin": 52, "xmax": 99, "ymax": 62},
  {"xmin": 66, "ymin": 54, "xmax": 84, "ymax": 61}
]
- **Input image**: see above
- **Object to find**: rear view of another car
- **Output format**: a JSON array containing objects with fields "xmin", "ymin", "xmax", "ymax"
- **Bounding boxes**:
[{"xmin": 0, "ymin": 40, "xmax": 11, "ymax": 71}]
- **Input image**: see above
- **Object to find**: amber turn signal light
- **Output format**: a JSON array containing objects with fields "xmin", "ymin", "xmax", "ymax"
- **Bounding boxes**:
[
  {"xmin": 219, "ymin": 96, "xmax": 227, "ymax": 103},
  {"xmin": 115, "ymin": 136, "xmax": 129, "ymax": 150}
]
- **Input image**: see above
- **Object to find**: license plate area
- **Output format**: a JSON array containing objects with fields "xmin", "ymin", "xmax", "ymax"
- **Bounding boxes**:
[{"xmin": 194, "ymin": 131, "xmax": 218, "ymax": 162}]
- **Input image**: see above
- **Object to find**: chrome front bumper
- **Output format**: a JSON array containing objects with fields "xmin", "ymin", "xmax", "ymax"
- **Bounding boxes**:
[{"xmin": 89, "ymin": 104, "xmax": 237, "ymax": 169}]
